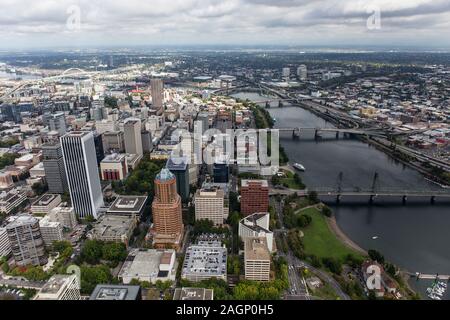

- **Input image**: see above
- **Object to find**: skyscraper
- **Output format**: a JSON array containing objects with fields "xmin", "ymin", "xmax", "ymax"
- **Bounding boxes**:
[
  {"xmin": 244, "ymin": 237, "xmax": 271, "ymax": 282},
  {"xmin": 141, "ymin": 130, "xmax": 153, "ymax": 153},
  {"xmin": 49, "ymin": 112, "xmax": 67, "ymax": 136},
  {"xmin": 61, "ymin": 131, "xmax": 104, "ymax": 219},
  {"xmin": 282, "ymin": 67, "xmax": 291, "ymax": 80},
  {"xmin": 297, "ymin": 65, "xmax": 308, "ymax": 81},
  {"xmin": 240, "ymin": 180, "xmax": 269, "ymax": 216},
  {"xmin": 94, "ymin": 132, "xmax": 105, "ymax": 164},
  {"xmin": 167, "ymin": 156, "xmax": 190, "ymax": 203},
  {"xmin": 42, "ymin": 143, "xmax": 68, "ymax": 194},
  {"xmin": 195, "ymin": 187, "xmax": 227, "ymax": 226},
  {"xmin": 151, "ymin": 169, "xmax": 184, "ymax": 250},
  {"xmin": 6, "ymin": 214, "xmax": 48, "ymax": 267},
  {"xmin": 124, "ymin": 119, "xmax": 143, "ymax": 157},
  {"xmin": 151, "ymin": 78, "xmax": 164, "ymax": 115}
]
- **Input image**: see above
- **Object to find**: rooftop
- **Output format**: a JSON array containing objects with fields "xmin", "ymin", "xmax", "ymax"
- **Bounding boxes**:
[
  {"xmin": 89, "ymin": 285, "xmax": 141, "ymax": 300},
  {"xmin": 182, "ymin": 243, "xmax": 227, "ymax": 278},
  {"xmin": 108, "ymin": 196, "xmax": 147, "ymax": 214},
  {"xmin": 197, "ymin": 188, "xmax": 224, "ymax": 198},
  {"xmin": 244, "ymin": 237, "xmax": 271, "ymax": 261},
  {"xmin": 101, "ymin": 153, "xmax": 126, "ymax": 163},
  {"xmin": 118, "ymin": 249, "xmax": 176, "ymax": 280},
  {"xmin": 240, "ymin": 212, "xmax": 271, "ymax": 234},
  {"xmin": 6, "ymin": 214, "xmax": 38, "ymax": 229},
  {"xmin": 241, "ymin": 179, "xmax": 269, "ymax": 187},
  {"xmin": 88, "ymin": 215, "xmax": 136, "ymax": 239},
  {"xmin": 35, "ymin": 275, "xmax": 77, "ymax": 300},
  {"xmin": 32, "ymin": 193, "xmax": 60, "ymax": 207},
  {"xmin": 156, "ymin": 168, "xmax": 175, "ymax": 182},
  {"xmin": 173, "ymin": 288, "xmax": 214, "ymax": 300},
  {"xmin": 167, "ymin": 156, "xmax": 188, "ymax": 171}
]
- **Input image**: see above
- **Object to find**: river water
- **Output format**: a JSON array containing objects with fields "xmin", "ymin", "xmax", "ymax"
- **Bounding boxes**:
[
  {"xmin": 232, "ymin": 91, "xmax": 450, "ymax": 300},
  {"xmin": 0, "ymin": 71, "xmax": 42, "ymax": 80}
]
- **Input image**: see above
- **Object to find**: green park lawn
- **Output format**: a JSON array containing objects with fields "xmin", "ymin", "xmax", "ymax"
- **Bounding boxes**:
[
  {"xmin": 278, "ymin": 170, "xmax": 305, "ymax": 190},
  {"xmin": 300, "ymin": 207, "xmax": 364, "ymax": 262}
]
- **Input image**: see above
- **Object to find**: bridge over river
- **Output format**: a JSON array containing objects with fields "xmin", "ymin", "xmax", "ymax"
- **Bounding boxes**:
[{"xmin": 270, "ymin": 187, "xmax": 450, "ymax": 204}]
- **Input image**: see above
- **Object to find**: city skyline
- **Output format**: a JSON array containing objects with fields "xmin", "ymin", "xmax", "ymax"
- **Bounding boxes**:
[{"xmin": 0, "ymin": 0, "xmax": 449, "ymax": 305}]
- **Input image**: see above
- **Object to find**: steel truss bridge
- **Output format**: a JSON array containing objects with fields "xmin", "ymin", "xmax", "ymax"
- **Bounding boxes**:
[{"xmin": 270, "ymin": 172, "xmax": 450, "ymax": 204}]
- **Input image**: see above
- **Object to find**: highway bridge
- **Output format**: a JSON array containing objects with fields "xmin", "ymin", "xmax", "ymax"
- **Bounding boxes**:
[
  {"xmin": 270, "ymin": 188, "xmax": 450, "ymax": 204},
  {"xmin": 0, "ymin": 68, "xmax": 99, "ymax": 100},
  {"xmin": 277, "ymin": 127, "xmax": 387, "ymax": 139}
]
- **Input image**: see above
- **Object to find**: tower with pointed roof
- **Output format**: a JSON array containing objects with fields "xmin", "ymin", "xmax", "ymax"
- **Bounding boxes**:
[{"xmin": 151, "ymin": 168, "xmax": 184, "ymax": 250}]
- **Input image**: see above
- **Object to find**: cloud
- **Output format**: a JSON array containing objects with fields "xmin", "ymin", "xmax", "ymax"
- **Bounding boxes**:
[{"xmin": 0, "ymin": 0, "xmax": 449, "ymax": 48}]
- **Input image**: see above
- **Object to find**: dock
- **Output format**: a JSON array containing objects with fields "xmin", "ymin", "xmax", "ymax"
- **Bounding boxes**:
[{"xmin": 414, "ymin": 273, "xmax": 450, "ymax": 281}]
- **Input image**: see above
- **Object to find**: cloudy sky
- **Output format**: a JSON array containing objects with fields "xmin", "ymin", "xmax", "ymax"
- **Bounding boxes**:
[{"xmin": 1, "ymin": 0, "xmax": 450, "ymax": 49}]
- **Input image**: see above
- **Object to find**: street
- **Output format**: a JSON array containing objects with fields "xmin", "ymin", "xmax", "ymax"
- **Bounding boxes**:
[{"xmin": 271, "ymin": 197, "xmax": 351, "ymax": 300}]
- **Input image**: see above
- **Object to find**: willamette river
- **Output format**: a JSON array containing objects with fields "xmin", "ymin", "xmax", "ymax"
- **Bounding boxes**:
[{"xmin": 232, "ymin": 91, "xmax": 450, "ymax": 299}]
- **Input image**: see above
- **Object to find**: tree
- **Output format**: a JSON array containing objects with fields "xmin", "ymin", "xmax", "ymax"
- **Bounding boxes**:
[
  {"xmin": 293, "ymin": 174, "xmax": 305, "ymax": 189},
  {"xmin": 322, "ymin": 205, "xmax": 333, "ymax": 217},
  {"xmin": 271, "ymin": 175, "xmax": 281, "ymax": 186},
  {"xmin": 104, "ymin": 96, "xmax": 118, "ymax": 108},
  {"xmin": 32, "ymin": 182, "xmax": 48, "ymax": 196},
  {"xmin": 345, "ymin": 254, "xmax": 363, "ymax": 268},
  {"xmin": 102, "ymin": 242, "xmax": 127, "ymax": 265},
  {"xmin": 385, "ymin": 263, "xmax": 397, "ymax": 277},
  {"xmin": 228, "ymin": 192, "xmax": 240, "ymax": 212},
  {"xmin": 80, "ymin": 265, "xmax": 113, "ymax": 294},
  {"xmin": 80, "ymin": 240, "xmax": 104, "ymax": 264},
  {"xmin": 368, "ymin": 249, "xmax": 385, "ymax": 264},
  {"xmin": 307, "ymin": 191, "xmax": 319, "ymax": 204},
  {"xmin": 296, "ymin": 214, "xmax": 312, "ymax": 228},
  {"xmin": 1, "ymin": 261, "xmax": 9, "ymax": 273},
  {"xmin": 322, "ymin": 257, "xmax": 342, "ymax": 275},
  {"xmin": 155, "ymin": 280, "xmax": 173, "ymax": 292},
  {"xmin": 53, "ymin": 241, "xmax": 72, "ymax": 253},
  {"xmin": 0, "ymin": 137, "xmax": 19, "ymax": 148},
  {"xmin": 0, "ymin": 153, "xmax": 20, "ymax": 170},
  {"xmin": 309, "ymin": 255, "xmax": 322, "ymax": 268},
  {"xmin": 227, "ymin": 211, "xmax": 242, "ymax": 228}
]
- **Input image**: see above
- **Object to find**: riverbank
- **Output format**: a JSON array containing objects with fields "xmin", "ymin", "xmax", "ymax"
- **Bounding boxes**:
[
  {"xmin": 326, "ymin": 215, "xmax": 367, "ymax": 256},
  {"xmin": 298, "ymin": 207, "xmax": 365, "ymax": 261},
  {"xmin": 362, "ymin": 136, "xmax": 450, "ymax": 188},
  {"xmin": 299, "ymin": 100, "xmax": 450, "ymax": 187},
  {"xmin": 232, "ymin": 91, "xmax": 450, "ymax": 299}
]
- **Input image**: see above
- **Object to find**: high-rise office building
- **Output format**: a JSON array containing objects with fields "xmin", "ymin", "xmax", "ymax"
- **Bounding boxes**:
[
  {"xmin": 213, "ymin": 162, "xmax": 229, "ymax": 183},
  {"xmin": 48, "ymin": 206, "xmax": 78, "ymax": 230},
  {"xmin": 61, "ymin": 131, "xmax": 104, "ymax": 219},
  {"xmin": 151, "ymin": 78, "xmax": 164, "ymax": 115},
  {"xmin": 6, "ymin": 214, "xmax": 48, "ymax": 267},
  {"xmin": 103, "ymin": 131, "xmax": 125, "ymax": 153},
  {"xmin": 194, "ymin": 187, "xmax": 228, "ymax": 226},
  {"xmin": 34, "ymin": 275, "xmax": 81, "ymax": 300},
  {"xmin": 141, "ymin": 130, "xmax": 153, "ymax": 153},
  {"xmin": 240, "ymin": 180, "xmax": 269, "ymax": 216},
  {"xmin": 282, "ymin": 67, "xmax": 291, "ymax": 79},
  {"xmin": 239, "ymin": 212, "xmax": 274, "ymax": 252},
  {"xmin": 94, "ymin": 132, "xmax": 105, "ymax": 165},
  {"xmin": 151, "ymin": 169, "xmax": 184, "ymax": 250},
  {"xmin": 167, "ymin": 156, "xmax": 190, "ymax": 203},
  {"xmin": 297, "ymin": 65, "xmax": 308, "ymax": 81},
  {"xmin": 244, "ymin": 237, "xmax": 271, "ymax": 282},
  {"xmin": 100, "ymin": 154, "xmax": 128, "ymax": 181},
  {"xmin": 42, "ymin": 143, "xmax": 68, "ymax": 194},
  {"xmin": 39, "ymin": 217, "xmax": 64, "ymax": 248},
  {"xmin": 196, "ymin": 112, "xmax": 209, "ymax": 134},
  {"xmin": 48, "ymin": 112, "xmax": 67, "ymax": 136},
  {"xmin": 0, "ymin": 227, "xmax": 11, "ymax": 258},
  {"xmin": 124, "ymin": 119, "xmax": 143, "ymax": 157}
]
